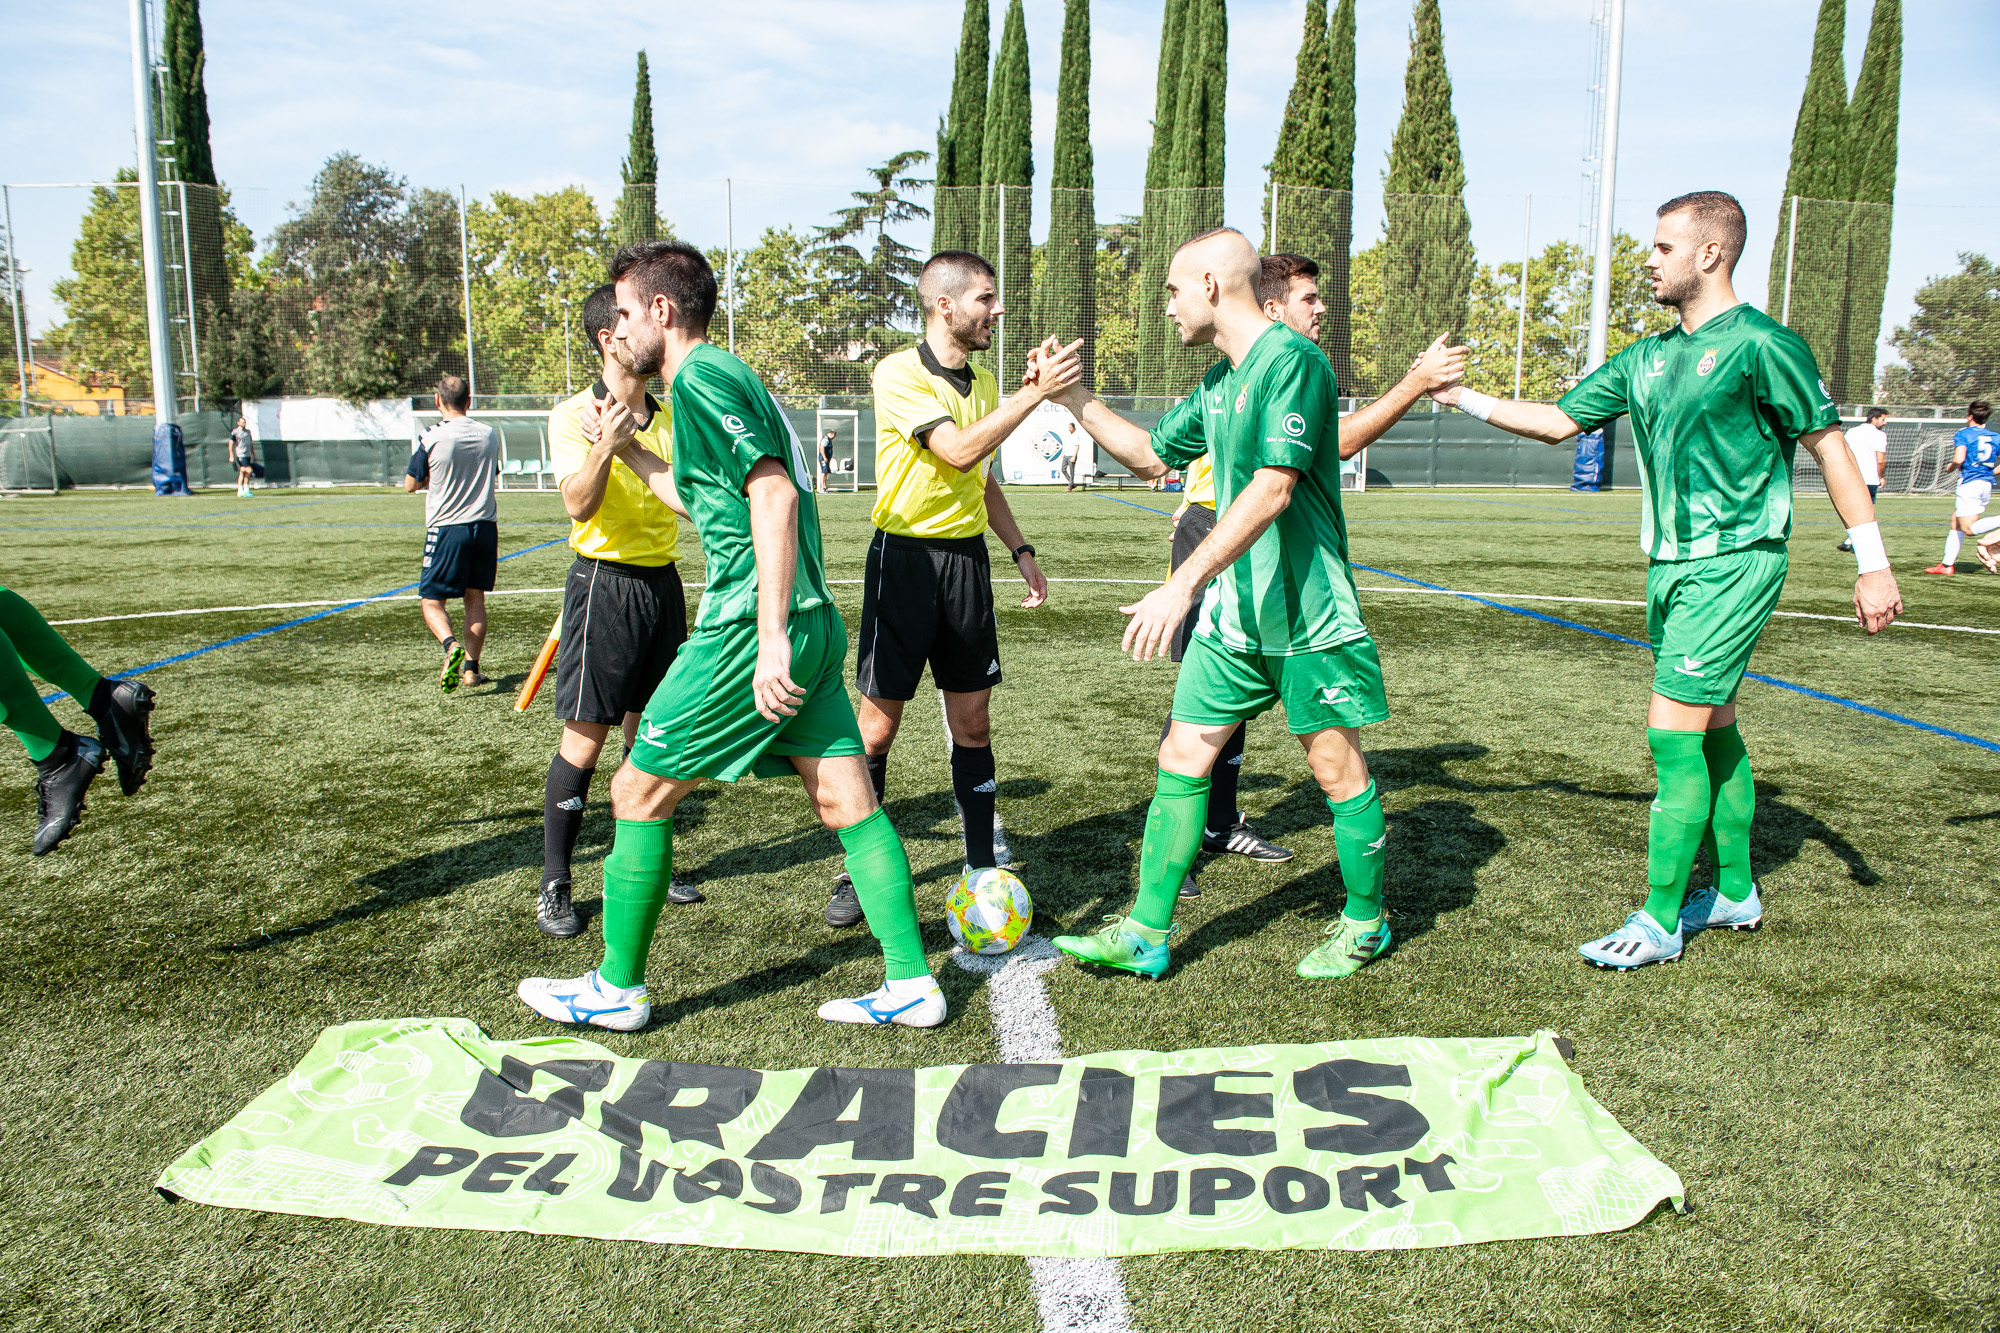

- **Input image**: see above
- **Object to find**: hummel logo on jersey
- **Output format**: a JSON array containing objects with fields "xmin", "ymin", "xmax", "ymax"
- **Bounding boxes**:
[
  {"xmin": 972, "ymin": 779, "xmax": 997, "ymax": 794},
  {"xmin": 1673, "ymin": 655, "xmax": 1708, "ymax": 677},
  {"xmin": 1650, "ymin": 800, "xmax": 1665, "ymax": 812},
  {"xmin": 1364, "ymin": 832, "xmax": 1388, "ymax": 855},
  {"xmin": 987, "ymin": 659, "xmax": 1000, "ymax": 674},
  {"xmin": 639, "ymin": 722, "xmax": 671, "ymax": 745},
  {"xmin": 1645, "ymin": 358, "xmax": 1666, "ymax": 377},
  {"xmin": 1318, "ymin": 685, "xmax": 1348, "ymax": 705},
  {"xmin": 557, "ymin": 796, "xmax": 584, "ymax": 812}
]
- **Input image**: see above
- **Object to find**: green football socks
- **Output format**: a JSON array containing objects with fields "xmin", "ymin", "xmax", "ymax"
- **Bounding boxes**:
[
  {"xmin": 836, "ymin": 807, "xmax": 929, "ymax": 981},
  {"xmin": 1702, "ymin": 723, "xmax": 1756, "ymax": 902},
  {"xmin": 1643, "ymin": 728, "xmax": 1711, "ymax": 933},
  {"xmin": 0, "ymin": 587, "xmax": 102, "ymax": 704},
  {"xmin": 597, "ymin": 818, "xmax": 673, "ymax": 989},
  {"xmin": 1329, "ymin": 780, "xmax": 1388, "ymax": 923},
  {"xmin": 1130, "ymin": 769, "xmax": 1209, "ymax": 933},
  {"xmin": 0, "ymin": 630, "xmax": 61, "ymax": 762}
]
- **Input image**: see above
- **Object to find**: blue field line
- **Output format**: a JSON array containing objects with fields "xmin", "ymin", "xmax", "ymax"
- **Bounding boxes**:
[
  {"xmin": 1086, "ymin": 491, "xmax": 1175, "ymax": 516},
  {"xmin": 0, "ymin": 494, "xmax": 378, "ymax": 520},
  {"xmin": 1355, "ymin": 562, "xmax": 2000, "ymax": 755},
  {"xmin": 39, "ymin": 537, "xmax": 570, "ymax": 704},
  {"xmin": 1432, "ymin": 494, "xmax": 1591, "ymax": 514},
  {"xmin": 0, "ymin": 519, "xmax": 573, "ymax": 534}
]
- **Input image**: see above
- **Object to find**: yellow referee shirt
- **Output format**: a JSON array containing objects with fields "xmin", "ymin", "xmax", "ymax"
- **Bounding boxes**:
[
  {"xmin": 870, "ymin": 342, "xmax": 1000, "ymax": 539},
  {"xmin": 1174, "ymin": 452, "xmax": 1215, "ymax": 519},
  {"xmin": 549, "ymin": 382, "xmax": 680, "ymax": 566}
]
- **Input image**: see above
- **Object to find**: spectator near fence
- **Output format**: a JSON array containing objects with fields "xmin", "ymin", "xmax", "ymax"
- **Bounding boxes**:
[
  {"xmin": 819, "ymin": 429, "xmax": 836, "ymax": 493},
  {"xmin": 1836, "ymin": 408, "xmax": 1888, "ymax": 551},
  {"xmin": 405, "ymin": 375, "xmax": 500, "ymax": 691},
  {"xmin": 228, "ymin": 415, "xmax": 259, "ymax": 498}
]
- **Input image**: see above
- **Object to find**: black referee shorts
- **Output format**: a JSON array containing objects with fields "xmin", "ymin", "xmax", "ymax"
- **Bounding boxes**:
[
  {"xmin": 554, "ymin": 556, "xmax": 688, "ymax": 726},
  {"xmin": 1169, "ymin": 503, "xmax": 1216, "ymax": 663},
  {"xmin": 855, "ymin": 529, "xmax": 1002, "ymax": 701}
]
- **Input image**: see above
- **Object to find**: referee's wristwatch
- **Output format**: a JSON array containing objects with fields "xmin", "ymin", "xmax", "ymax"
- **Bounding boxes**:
[{"xmin": 1010, "ymin": 543, "xmax": 1037, "ymax": 565}]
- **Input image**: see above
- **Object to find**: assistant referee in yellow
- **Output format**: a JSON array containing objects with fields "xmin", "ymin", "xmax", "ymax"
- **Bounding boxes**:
[
  {"xmin": 824, "ymin": 250, "xmax": 1082, "ymax": 927},
  {"xmin": 538, "ymin": 282, "xmax": 698, "ymax": 938}
]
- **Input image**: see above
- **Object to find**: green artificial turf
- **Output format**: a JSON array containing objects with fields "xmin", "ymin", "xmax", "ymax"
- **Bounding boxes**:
[{"xmin": 0, "ymin": 484, "xmax": 1993, "ymax": 1332}]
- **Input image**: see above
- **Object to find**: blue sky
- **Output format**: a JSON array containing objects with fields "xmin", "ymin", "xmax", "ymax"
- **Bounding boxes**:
[{"xmin": 4, "ymin": 0, "xmax": 1994, "ymax": 365}]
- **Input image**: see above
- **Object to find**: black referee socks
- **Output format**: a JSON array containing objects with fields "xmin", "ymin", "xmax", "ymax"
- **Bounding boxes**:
[
  {"xmin": 544, "ymin": 755, "xmax": 594, "ymax": 883},
  {"xmin": 1206, "ymin": 724, "xmax": 1246, "ymax": 836},
  {"xmin": 951, "ymin": 744, "xmax": 998, "ymax": 869},
  {"xmin": 864, "ymin": 752, "xmax": 888, "ymax": 806}
]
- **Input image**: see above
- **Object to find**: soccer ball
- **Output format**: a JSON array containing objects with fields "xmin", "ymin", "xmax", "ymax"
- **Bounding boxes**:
[{"xmin": 945, "ymin": 867, "xmax": 1034, "ymax": 955}]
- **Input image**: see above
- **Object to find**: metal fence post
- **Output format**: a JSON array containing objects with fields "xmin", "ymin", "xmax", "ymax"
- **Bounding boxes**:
[
  {"xmin": 726, "ymin": 178, "xmax": 736, "ymax": 356},
  {"xmin": 1514, "ymin": 194, "xmax": 1531, "ymax": 400},
  {"xmin": 996, "ymin": 186, "xmax": 1007, "ymax": 383},
  {"xmin": 2, "ymin": 184, "xmax": 26, "ymax": 416},
  {"xmin": 458, "ymin": 184, "xmax": 476, "ymax": 404},
  {"xmin": 1780, "ymin": 194, "xmax": 1800, "ymax": 325}
]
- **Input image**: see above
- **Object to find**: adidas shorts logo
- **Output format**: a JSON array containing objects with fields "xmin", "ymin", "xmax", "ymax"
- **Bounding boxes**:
[{"xmin": 987, "ymin": 659, "xmax": 1000, "ymax": 674}]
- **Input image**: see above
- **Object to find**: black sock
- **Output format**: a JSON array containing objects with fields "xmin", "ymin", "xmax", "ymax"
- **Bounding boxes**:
[
  {"xmin": 1206, "ymin": 725, "xmax": 1245, "ymax": 835},
  {"xmin": 440, "ymin": 635, "xmax": 457, "ymax": 656},
  {"xmin": 543, "ymin": 754, "xmax": 593, "ymax": 884},
  {"xmin": 951, "ymin": 745, "xmax": 997, "ymax": 869},
  {"xmin": 32, "ymin": 732, "xmax": 76, "ymax": 777},
  {"xmin": 465, "ymin": 658, "xmax": 479, "ymax": 674},
  {"xmin": 864, "ymin": 752, "xmax": 888, "ymax": 805},
  {"xmin": 85, "ymin": 679, "xmax": 113, "ymax": 720}
]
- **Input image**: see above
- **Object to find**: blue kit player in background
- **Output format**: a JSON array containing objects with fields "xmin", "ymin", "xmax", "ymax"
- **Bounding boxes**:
[
  {"xmin": 406, "ymin": 374, "xmax": 502, "ymax": 691},
  {"xmin": 1924, "ymin": 401, "xmax": 2000, "ymax": 575}
]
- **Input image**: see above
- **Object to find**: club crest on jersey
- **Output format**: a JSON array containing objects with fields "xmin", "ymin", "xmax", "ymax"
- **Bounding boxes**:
[
  {"xmin": 1234, "ymin": 387, "xmax": 1248, "ymax": 413},
  {"xmin": 1696, "ymin": 352, "xmax": 1717, "ymax": 377}
]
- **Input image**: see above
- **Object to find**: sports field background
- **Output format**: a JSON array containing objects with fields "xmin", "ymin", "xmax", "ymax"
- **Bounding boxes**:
[{"xmin": 1, "ymin": 485, "xmax": 1994, "ymax": 1332}]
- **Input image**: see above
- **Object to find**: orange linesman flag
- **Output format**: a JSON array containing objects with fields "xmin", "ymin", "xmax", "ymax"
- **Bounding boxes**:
[{"xmin": 514, "ymin": 612, "xmax": 561, "ymax": 712}]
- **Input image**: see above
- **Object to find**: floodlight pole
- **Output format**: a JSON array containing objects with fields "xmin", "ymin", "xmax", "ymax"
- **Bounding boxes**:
[
  {"xmin": 458, "ymin": 185, "xmax": 477, "ymax": 406},
  {"xmin": 725, "ymin": 178, "xmax": 735, "ymax": 355},
  {"xmin": 996, "ymin": 186, "xmax": 1007, "ymax": 381},
  {"xmin": 3, "ymin": 185, "xmax": 27, "ymax": 416},
  {"xmin": 1582, "ymin": 0, "xmax": 1626, "ymax": 375},
  {"xmin": 1514, "ymin": 195, "xmax": 1531, "ymax": 399},
  {"xmin": 1780, "ymin": 195, "xmax": 1800, "ymax": 324},
  {"xmin": 561, "ymin": 295, "xmax": 573, "ymax": 396},
  {"xmin": 128, "ymin": 0, "xmax": 177, "ymax": 423}
]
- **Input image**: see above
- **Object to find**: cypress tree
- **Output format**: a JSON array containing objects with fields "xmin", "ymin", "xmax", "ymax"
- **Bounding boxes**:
[
  {"xmin": 979, "ymin": 0, "xmax": 1033, "ymax": 368},
  {"xmin": 1154, "ymin": 0, "xmax": 1226, "ymax": 394},
  {"xmin": 934, "ymin": 0, "xmax": 990, "ymax": 255},
  {"xmin": 1036, "ymin": 0, "xmax": 1096, "ymax": 385},
  {"xmin": 163, "ymin": 0, "xmax": 229, "ymax": 369},
  {"xmin": 1136, "ymin": 0, "xmax": 1188, "ymax": 395},
  {"xmin": 1840, "ymin": 0, "xmax": 1900, "ymax": 399},
  {"xmin": 1266, "ymin": 0, "xmax": 1334, "ymax": 247},
  {"xmin": 1378, "ymin": 0, "xmax": 1473, "ymax": 392},
  {"xmin": 1324, "ymin": 0, "xmax": 1358, "ymax": 393},
  {"xmin": 1766, "ymin": 0, "xmax": 1846, "ymax": 368},
  {"xmin": 617, "ymin": 52, "xmax": 660, "ymax": 247}
]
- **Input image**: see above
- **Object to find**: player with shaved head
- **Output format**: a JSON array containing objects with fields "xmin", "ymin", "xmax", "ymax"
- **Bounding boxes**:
[
  {"xmin": 819, "ymin": 251, "xmax": 1082, "ymax": 930},
  {"xmin": 1026, "ymin": 227, "xmax": 1448, "ymax": 982},
  {"xmin": 1431, "ymin": 189, "xmax": 1903, "ymax": 971}
]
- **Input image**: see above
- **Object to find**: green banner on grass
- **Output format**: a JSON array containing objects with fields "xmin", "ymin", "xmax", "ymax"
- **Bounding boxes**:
[{"xmin": 158, "ymin": 1018, "xmax": 1682, "ymax": 1257}]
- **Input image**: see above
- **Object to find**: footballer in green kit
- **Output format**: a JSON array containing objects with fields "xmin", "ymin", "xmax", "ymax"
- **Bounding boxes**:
[
  {"xmin": 1433, "ymin": 190, "xmax": 1905, "ymax": 970},
  {"xmin": 1026, "ymin": 228, "xmax": 1446, "ymax": 982},
  {"xmin": 516, "ymin": 241, "xmax": 946, "ymax": 1032}
]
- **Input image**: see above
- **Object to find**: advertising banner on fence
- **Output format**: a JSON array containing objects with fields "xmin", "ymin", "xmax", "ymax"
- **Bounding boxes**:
[{"xmin": 158, "ymin": 1018, "xmax": 1682, "ymax": 1258}]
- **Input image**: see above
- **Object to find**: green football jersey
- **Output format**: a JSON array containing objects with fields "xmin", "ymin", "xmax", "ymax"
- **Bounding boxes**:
[
  {"xmin": 1558, "ymin": 302, "xmax": 1839, "ymax": 562},
  {"xmin": 1151, "ymin": 321, "xmax": 1364, "ymax": 656},
  {"xmin": 669, "ymin": 342, "xmax": 833, "ymax": 631}
]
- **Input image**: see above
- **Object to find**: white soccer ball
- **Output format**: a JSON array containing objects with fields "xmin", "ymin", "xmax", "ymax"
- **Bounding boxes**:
[{"xmin": 945, "ymin": 867, "xmax": 1034, "ymax": 955}]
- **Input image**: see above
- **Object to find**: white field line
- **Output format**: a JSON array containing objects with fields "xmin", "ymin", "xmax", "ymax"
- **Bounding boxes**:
[
  {"xmin": 50, "ymin": 578, "xmax": 1998, "ymax": 636},
  {"xmin": 953, "ymin": 936, "xmax": 1132, "ymax": 1333}
]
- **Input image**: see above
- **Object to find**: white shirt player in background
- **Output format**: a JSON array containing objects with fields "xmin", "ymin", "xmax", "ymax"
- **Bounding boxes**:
[
  {"xmin": 1835, "ymin": 407, "xmax": 1888, "ymax": 553},
  {"xmin": 1925, "ymin": 401, "xmax": 2000, "ymax": 575}
]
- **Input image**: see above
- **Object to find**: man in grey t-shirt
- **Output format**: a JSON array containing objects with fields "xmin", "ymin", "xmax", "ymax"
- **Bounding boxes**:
[{"xmin": 405, "ymin": 374, "xmax": 501, "ymax": 692}]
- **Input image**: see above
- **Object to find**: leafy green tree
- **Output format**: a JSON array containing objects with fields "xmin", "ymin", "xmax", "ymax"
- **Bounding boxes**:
[
  {"xmin": 164, "ymin": 0, "xmax": 229, "ymax": 319},
  {"xmin": 1836, "ymin": 0, "xmax": 1901, "ymax": 401},
  {"xmin": 467, "ymin": 187, "xmax": 613, "ymax": 397},
  {"xmin": 715, "ymin": 227, "xmax": 868, "ymax": 397},
  {"xmin": 1878, "ymin": 254, "xmax": 1998, "ymax": 403},
  {"xmin": 263, "ymin": 154, "xmax": 466, "ymax": 402},
  {"xmin": 1135, "ymin": 0, "xmax": 1189, "ymax": 396},
  {"xmin": 46, "ymin": 172, "xmax": 155, "ymax": 401},
  {"xmin": 1768, "ymin": 0, "xmax": 1847, "ymax": 326},
  {"xmin": 1378, "ymin": 0, "xmax": 1472, "ymax": 396},
  {"xmin": 810, "ymin": 151, "xmax": 932, "ymax": 361},
  {"xmin": 1093, "ymin": 219, "xmax": 1143, "ymax": 395},
  {"xmin": 933, "ymin": 0, "xmax": 990, "ymax": 255},
  {"xmin": 1325, "ymin": 0, "xmax": 1358, "ymax": 392},
  {"xmin": 979, "ymin": 0, "xmax": 1033, "ymax": 369},
  {"xmin": 1461, "ymin": 234, "xmax": 1669, "ymax": 400},
  {"xmin": 1264, "ymin": 0, "xmax": 1331, "ymax": 248},
  {"xmin": 1149, "ymin": 0, "xmax": 1227, "ymax": 394},
  {"xmin": 1036, "ymin": 0, "xmax": 1095, "ymax": 384},
  {"xmin": 618, "ymin": 52, "xmax": 662, "ymax": 248}
]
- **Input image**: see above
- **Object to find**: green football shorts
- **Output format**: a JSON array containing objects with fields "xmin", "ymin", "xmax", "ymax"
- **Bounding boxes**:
[
  {"xmin": 1170, "ymin": 631, "xmax": 1390, "ymax": 734},
  {"xmin": 629, "ymin": 602, "xmax": 864, "ymax": 782},
  {"xmin": 1646, "ymin": 540, "xmax": 1789, "ymax": 706}
]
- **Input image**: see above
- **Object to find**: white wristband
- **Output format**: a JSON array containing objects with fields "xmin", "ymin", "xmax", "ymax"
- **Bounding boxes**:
[
  {"xmin": 1455, "ymin": 388, "xmax": 1498, "ymax": 422},
  {"xmin": 1846, "ymin": 521, "xmax": 1889, "ymax": 574}
]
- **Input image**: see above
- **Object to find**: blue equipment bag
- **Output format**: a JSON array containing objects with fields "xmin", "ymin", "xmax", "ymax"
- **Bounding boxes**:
[
  {"xmin": 1570, "ymin": 429, "xmax": 1604, "ymax": 492},
  {"xmin": 152, "ymin": 421, "xmax": 191, "ymax": 495}
]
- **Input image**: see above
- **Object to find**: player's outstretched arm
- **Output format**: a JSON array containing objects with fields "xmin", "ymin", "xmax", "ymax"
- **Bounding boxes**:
[
  {"xmin": 924, "ymin": 339, "xmax": 1085, "ymax": 472},
  {"xmin": 745, "ymin": 458, "xmax": 807, "ymax": 722},
  {"xmin": 612, "ymin": 442, "xmax": 690, "ymax": 520},
  {"xmin": 1800, "ymin": 425, "xmax": 1903, "ymax": 634},
  {"xmin": 1120, "ymin": 466, "xmax": 1299, "ymax": 660},
  {"xmin": 1339, "ymin": 335, "xmax": 1468, "ymax": 458},
  {"xmin": 564, "ymin": 398, "xmax": 628, "ymax": 523},
  {"xmin": 982, "ymin": 474, "xmax": 1047, "ymax": 608},
  {"xmin": 1429, "ymin": 384, "xmax": 1583, "ymax": 444}
]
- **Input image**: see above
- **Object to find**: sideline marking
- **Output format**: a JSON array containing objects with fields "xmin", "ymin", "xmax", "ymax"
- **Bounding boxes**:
[
  {"xmin": 1354, "ymin": 562, "xmax": 2000, "ymax": 755},
  {"xmin": 38, "ymin": 539, "xmax": 569, "ymax": 703},
  {"xmin": 954, "ymin": 936, "xmax": 1132, "ymax": 1332}
]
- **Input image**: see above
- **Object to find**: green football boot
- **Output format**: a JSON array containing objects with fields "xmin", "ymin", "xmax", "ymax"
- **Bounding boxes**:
[
  {"xmin": 1053, "ymin": 916, "xmax": 1175, "ymax": 978},
  {"xmin": 1297, "ymin": 914, "xmax": 1391, "ymax": 980}
]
